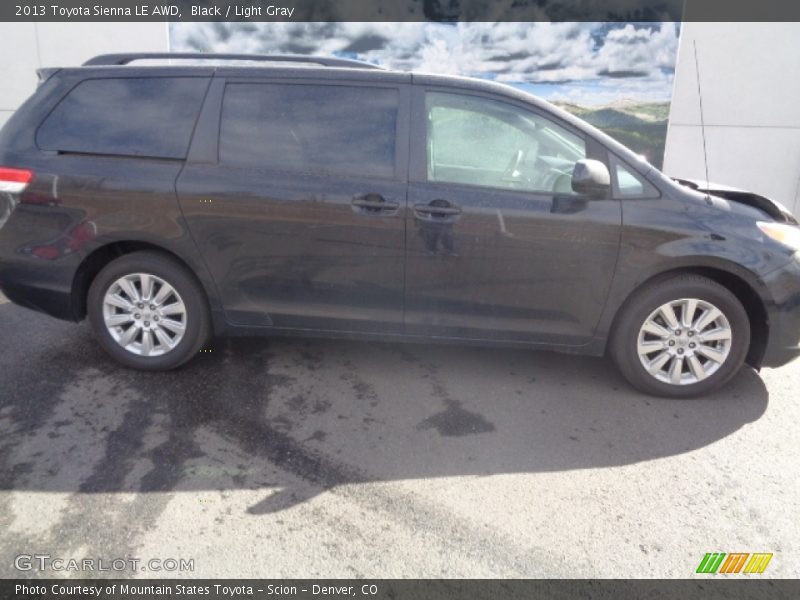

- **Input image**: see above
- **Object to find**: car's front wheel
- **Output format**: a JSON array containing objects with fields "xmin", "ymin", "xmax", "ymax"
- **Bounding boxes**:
[
  {"xmin": 610, "ymin": 274, "xmax": 751, "ymax": 398},
  {"xmin": 87, "ymin": 251, "xmax": 210, "ymax": 370}
]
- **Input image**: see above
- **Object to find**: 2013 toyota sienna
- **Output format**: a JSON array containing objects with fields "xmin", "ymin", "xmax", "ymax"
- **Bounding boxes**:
[{"xmin": 1, "ymin": 52, "xmax": 799, "ymax": 398}]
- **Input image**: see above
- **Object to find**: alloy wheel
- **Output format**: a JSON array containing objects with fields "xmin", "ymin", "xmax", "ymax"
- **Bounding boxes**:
[
  {"xmin": 102, "ymin": 272, "xmax": 187, "ymax": 357},
  {"xmin": 636, "ymin": 298, "xmax": 733, "ymax": 385}
]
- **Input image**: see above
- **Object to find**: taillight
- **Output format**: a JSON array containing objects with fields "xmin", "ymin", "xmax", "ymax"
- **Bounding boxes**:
[{"xmin": 0, "ymin": 167, "xmax": 34, "ymax": 193}]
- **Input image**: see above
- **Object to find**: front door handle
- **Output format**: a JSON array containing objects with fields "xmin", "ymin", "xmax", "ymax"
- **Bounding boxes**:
[{"xmin": 352, "ymin": 193, "xmax": 399, "ymax": 214}]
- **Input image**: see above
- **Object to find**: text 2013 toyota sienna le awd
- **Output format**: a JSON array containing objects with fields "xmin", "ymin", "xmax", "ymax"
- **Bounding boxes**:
[{"xmin": 1, "ymin": 53, "xmax": 799, "ymax": 398}]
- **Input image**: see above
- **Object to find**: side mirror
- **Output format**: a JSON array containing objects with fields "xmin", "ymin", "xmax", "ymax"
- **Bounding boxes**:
[{"xmin": 572, "ymin": 159, "xmax": 611, "ymax": 198}]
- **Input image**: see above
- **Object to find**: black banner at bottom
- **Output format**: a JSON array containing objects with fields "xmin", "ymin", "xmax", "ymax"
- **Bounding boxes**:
[{"xmin": 4, "ymin": 580, "xmax": 799, "ymax": 600}]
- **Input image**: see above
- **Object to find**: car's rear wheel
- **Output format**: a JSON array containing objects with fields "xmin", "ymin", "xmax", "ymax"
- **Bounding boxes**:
[
  {"xmin": 87, "ymin": 251, "xmax": 210, "ymax": 370},
  {"xmin": 610, "ymin": 274, "xmax": 750, "ymax": 398}
]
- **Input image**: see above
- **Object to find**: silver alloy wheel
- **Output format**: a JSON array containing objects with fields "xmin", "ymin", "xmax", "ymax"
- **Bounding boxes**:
[
  {"xmin": 636, "ymin": 298, "xmax": 732, "ymax": 385},
  {"xmin": 102, "ymin": 272, "xmax": 187, "ymax": 357}
]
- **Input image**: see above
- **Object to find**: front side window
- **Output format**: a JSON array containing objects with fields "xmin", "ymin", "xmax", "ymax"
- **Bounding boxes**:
[
  {"xmin": 611, "ymin": 156, "xmax": 660, "ymax": 198},
  {"xmin": 425, "ymin": 92, "xmax": 587, "ymax": 194},
  {"xmin": 220, "ymin": 83, "xmax": 398, "ymax": 178}
]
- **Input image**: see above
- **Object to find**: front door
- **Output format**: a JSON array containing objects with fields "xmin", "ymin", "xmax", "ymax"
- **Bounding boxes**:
[
  {"xmin": 404, "ymin": 88, "xmax": 622, "ymax": 346},
  {"xmin": 178, "ymin": 79, "xmax": 410, "ymax": 333}
]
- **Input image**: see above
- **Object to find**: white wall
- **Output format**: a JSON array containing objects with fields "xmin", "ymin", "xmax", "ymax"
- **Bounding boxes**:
[
  {"xmin": 664, "ymin": 22, "xmax": 800, "ymax": 216},
  {"xmin": 0, "ymin": 23, "xmax": 169, "ymax": 128}
]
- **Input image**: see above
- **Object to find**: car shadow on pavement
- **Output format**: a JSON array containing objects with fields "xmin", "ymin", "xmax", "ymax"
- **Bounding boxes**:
[{"xmin": 0, "ymin": 305, "xmax": 769, "ymax": 517}]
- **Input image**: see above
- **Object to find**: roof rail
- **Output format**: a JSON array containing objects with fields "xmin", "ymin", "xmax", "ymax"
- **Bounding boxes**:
[{"xmin": 82, "ymin": 53, "xmax": 383, "ymax": 70}]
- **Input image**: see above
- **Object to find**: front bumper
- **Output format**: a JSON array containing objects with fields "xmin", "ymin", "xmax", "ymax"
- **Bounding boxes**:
[{"xmin": 761, "ymin": 256, "xmax": 800, "ymax": 368}]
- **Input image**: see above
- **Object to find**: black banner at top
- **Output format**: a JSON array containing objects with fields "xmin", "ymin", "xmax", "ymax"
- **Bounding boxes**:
[{"xmin": 3, "ymin": 0, "xmax": 800, "ymax": 22}]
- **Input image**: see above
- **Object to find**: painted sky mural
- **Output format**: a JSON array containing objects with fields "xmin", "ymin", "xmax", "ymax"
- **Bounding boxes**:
[{"xmin": 170, "ymin": 22, "xmax": 681, "ymax": 167}]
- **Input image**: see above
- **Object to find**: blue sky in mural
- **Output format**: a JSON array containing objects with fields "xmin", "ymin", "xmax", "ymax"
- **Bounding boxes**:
[{"xmin": 170, "ymin": 22, "xmax": 680, "ymax": 107}]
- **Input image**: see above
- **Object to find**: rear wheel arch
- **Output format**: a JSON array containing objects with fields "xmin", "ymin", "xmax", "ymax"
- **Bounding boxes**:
[
  {"xmin": 71, "ymin": 241, "xmax": 216, "ymax": 324},
  {"xmin": 607, "ymin": 265, "xmax": 769, "ymax": 369}
]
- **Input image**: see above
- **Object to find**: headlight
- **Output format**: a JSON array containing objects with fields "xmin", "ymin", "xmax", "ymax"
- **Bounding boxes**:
[{"xmin": 757, "ymin": 222, "xmax": 800, "ymax": 253}]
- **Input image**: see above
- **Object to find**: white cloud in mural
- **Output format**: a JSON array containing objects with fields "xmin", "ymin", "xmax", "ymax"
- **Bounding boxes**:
[{"xmin": 169, "ymin": 21, "xmax": 679, "ymax": 105}]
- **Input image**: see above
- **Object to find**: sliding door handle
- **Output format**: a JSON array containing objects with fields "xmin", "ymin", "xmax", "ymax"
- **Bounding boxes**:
[
  {"xmin": 352, "ymin": 194, "xmax": 399, "ymax": 214},
  {"xmin": 414, "ymin": 202, "xmax": 462, "ymax": 217}
]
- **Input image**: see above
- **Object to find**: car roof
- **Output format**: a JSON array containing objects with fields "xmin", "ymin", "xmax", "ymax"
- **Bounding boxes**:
[{"xmin": 60, "ymin": 64, "xmax": 553, "ymax": 115}]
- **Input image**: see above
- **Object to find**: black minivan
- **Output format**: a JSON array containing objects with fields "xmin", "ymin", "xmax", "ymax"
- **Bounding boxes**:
[{"xmin": 1, "ymin": 52, "xmax": 799, "ymax": 397}]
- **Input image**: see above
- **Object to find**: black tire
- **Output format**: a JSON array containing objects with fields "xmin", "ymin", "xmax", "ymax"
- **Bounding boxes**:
[
  {"xmin": 610, "ymin": 274, "xmax": 750, "ymax": 398},
  {"xmin": 87, "ymin": 251, "xmax": 210, "ymax": 370}
]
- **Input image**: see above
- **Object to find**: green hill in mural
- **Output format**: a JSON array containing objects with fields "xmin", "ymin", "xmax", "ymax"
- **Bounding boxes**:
[{"xmin": 554, "ymin": 101, "xmax": 670, "ymax": 169}]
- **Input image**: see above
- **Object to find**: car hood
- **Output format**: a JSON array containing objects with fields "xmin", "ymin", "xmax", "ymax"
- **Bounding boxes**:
[{"xmin": 673, "ymin": 178, "xmax": 798, "ymax": 225}]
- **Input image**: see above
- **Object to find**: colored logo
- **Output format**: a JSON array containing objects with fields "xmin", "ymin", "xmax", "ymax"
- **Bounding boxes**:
[{"xmin": 696, "ymin": 553, "xmax": 773, "ymax": 574}]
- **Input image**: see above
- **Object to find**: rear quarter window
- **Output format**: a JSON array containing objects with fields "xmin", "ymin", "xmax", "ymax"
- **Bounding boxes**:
[{"xmin": 36, "ymin": 77, "xmax": 209, "ymax": 159}]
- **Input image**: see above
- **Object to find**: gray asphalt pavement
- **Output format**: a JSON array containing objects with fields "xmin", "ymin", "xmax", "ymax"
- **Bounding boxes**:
[{"xmin": 1, "ymin": 293, "xmax": 798, "ymax": 578}]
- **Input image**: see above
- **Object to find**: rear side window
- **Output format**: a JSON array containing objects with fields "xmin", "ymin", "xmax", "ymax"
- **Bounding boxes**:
[
  {"xmin": 219, "ymin": 83, "xmax": 398, "ymax": 178},
  {"xmin": 37, "ymin": 77, "xmax": 209, "ymax": 159}
]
